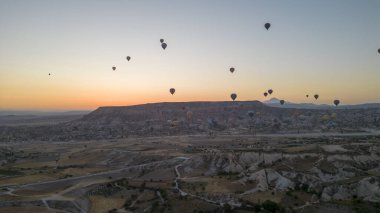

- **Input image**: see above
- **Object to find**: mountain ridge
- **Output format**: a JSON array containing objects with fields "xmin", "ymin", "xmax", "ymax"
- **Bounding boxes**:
[{"xmin": 264, "ymin": 98, "xmax": 380, "ymax": 109}]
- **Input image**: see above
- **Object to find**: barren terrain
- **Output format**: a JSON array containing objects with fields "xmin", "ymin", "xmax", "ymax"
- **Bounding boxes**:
[{"xmin": 0, "ymin": 102, "xmax": 379, "ymax": 212}]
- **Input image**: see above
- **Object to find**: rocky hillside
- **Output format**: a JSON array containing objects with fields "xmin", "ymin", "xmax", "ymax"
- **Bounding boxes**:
[
  {"xmin": 180, "ymin": 142, "xmax": 380, "ymax": 203},
  {"xmin": 1, "ymin": 101, "xmax": 380, "ymax": 142}
]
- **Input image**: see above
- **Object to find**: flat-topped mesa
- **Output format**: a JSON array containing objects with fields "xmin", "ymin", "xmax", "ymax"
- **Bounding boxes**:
[
  {"xmin": 0, "ymin": 101, "xmax": 379, "ymax": 142},
  {"xmin": 81, "ymin": 101, "xmax": 268, "ymax": 123}
]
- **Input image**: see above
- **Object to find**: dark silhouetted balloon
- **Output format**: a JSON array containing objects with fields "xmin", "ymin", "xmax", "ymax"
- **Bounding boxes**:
[
  {"xmin": 48, "ymin": 73, "xmax": 51, "ymax": 76},
  {"xmin": 280, "ymin": 100, "xmax": 285, "ymax": 105},
  {"xmin": 230, "ymin": 93, "xmax": 237, "ymax": 101},
  {"xmin": 161, "ymin": 43, "xmax": 167, "ymax": 50},
  {"xmin": 112, "ymin": 66, "xmax": 116, "ymax": 71},
  {"xmin": 169, "ymin": 88, "xmax": 175, "ymax": 95},
  {"xmin": 265, "ymin": 23, "xmax": 271, "ymax": 30},
  {"xmin": 268, "ymin": 89, "xmax": 273, "ymax": 95},
  {"xmin": 306, "ymin": 95, "xmax": 309, "ymax": 98},
  {"xmin": 230, "ymin": 67, "xmax": 235, "ymax": 73},
  {"xmin": 126, "ymin": 56, "xmax": 131, "ymax": 61},
  {"xmin": 378, "ymin": 49, "xmax": 380, "ymax": 54},
  {"xmin": 248, "ymin": 111, "xmax": 254, "ymax": 119},
  {"xmin": 264, "ymin": 92, "xmax": 268, "ymax": 97},
  {"xmin": 334, "ymin": 100, "xmax": 340, "ymax": 106},
  {"xmin": 314, "ymin": 94, "xmax": 319, "ymax": 100},
  {"xmin": 160, "ymin": 39, "xmax": 164, "ymax": 43}
]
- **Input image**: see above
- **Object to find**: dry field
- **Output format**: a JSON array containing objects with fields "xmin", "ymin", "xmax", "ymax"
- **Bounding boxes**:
[{"xmin": 1, "ymin": 134, "xmax": 380, "ymax": 212}]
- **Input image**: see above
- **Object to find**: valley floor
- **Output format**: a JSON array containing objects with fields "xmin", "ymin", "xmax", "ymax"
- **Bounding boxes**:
[{"xmin": 1, "ymin": 133, "xmax": 380, "ymax": 212}]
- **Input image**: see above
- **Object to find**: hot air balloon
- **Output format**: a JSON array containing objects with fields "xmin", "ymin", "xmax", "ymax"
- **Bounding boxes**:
[
  {"xmin": 48, "ymin": 73, "xmax": 51, "ymax": 76},
  {"xmin": 112, "ymin": 66, "xmax": 116, "ymax": 71},
  {"xmin": 306, "ymin": 95, "xmax": 309, "ymax": 98},
  {"xmin": 247, "ymin": 111, "xmax": 254, "ymax": 119},
  {"xmin": 230, "ymin": 93, "xmax": 237, "ymax": 101},
  {"xmin": 314, "ymin": 94, "xmax": 319, "ymax": 100},
  {"xmin": 126, "ymin": 56, "xmax": 131, "ymax": 61},
  {"xmin": 378, "ymin": 48, "xmax": 380, "ymax": 54},
  {"xmin": 280, "ymin": 100, "xmax": 285, "ymax": 105},
  {"xmin": 265, "ymin": 23, "xmax": 271, "ymax": 30},
  {"xmin": 264, "ymin": 92, "xmax": 268, "ymax": 97},
  {"xmin": 230, "ymin": 67, "xmax": 235, "ymax": 73},
  {"xmin": 161, "ymin": 43, "xmax": 167, "ymax": 50},
  {"xmin": 334, "ymin": 100, "xmax": 340, "ymax": 106},
  {"xmin": 169, "ymin": 88, "xmax": 175, "ymax": 95},
  {"xmin": 160, "ymin": 38, "xmax": 164, "ymax": 43},
  {"xmin": 268, "ymin": 89, "xmax": 273, "ymax": 95}
]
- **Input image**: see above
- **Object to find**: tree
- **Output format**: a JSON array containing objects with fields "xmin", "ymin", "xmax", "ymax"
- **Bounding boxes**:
[
  {"xmin": 222, "ymin": 203, "xmax": 232, "ymax": 213},
  {"xmin": 254, "ymin": 203, "xmax": 262, "ymax": 212},
  {"xmin": 262, "ymin": 200, "xmax": 280, "ymax": 213}
]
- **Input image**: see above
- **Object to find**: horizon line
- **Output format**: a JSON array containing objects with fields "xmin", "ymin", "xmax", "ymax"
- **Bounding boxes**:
[{"xmin": 1, "ymin": 99, "xmax": 380, "ymax": 112}]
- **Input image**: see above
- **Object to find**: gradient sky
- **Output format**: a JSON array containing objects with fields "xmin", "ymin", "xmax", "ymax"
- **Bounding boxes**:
[{"xmin": 1, "ymin": 0, "xmax": 379, "ymax": 110}]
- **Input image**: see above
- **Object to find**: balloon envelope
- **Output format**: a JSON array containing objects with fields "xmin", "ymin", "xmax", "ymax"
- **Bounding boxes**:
[
  {"xmin": 169, "ymin": 88, "xmax": 175, "ymax": 95},
  {"xmin": 248, "ymin": 111, "xmax": 254, "ymax": 118},
  {"xmin": 126, "ymin": 56, "xmax": 131, "ymax": 61},
  {"xmin": 230, "ymin": 93, "xmax": 237, "ymax": 101},
  {"xmin": 160, "ymin": 38, "xmax": 164, "ymax": 43},
  {"xmin": 161, "ymin": 43, "xmax": 167, "ymax": 50},
  {"xmin": 264, "ymin": 92, "xmax": 268, "ymax": 97},
  {"xmin": 230, "ymin": 67, "xmax": 235, "ymax": 73},
  {"xmin": 306, "ymin": 95, "xmax": 309, "ymax": 98},
  {"xmin": 280, "ymin": 100, "xmax": 285, "ymax": 105},
  {"xmin": 334, "ymin": 100, "xmax": 340, "ymax": 106},
  {"xmin": 378, "ymin": 48, "xmax": 380, "ymax": 54},
  {"xmin": 112, "ymin": 66, "xmax": 116, "ymax": 71},
  {"xmin": 268, "ymin": 89, "xmax": 273, "ymax": 95},
  {"xmin": 265, "ymin": 23, "xmax": 271, "ymax": 30},
  {"xmin": 314, "ymin": 94, "xmax": 319, "ymax": 100}
]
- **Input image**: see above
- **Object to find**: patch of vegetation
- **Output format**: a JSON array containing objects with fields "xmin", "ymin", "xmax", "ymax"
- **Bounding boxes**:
[
  {"xmin": 216, "ymin": 171, "xmax": 240, "ymax": 180},
  {"xmin": 351, "ymin": 199, "xmax": 380, "ymax": 213},
  {"xmin": 217, "ymin": 171, "xmax": 239, "ymax": 176},
  {"xmin": 56, "ymin": 164, "xmax": 85, "ymax": 169},
  {"xmin": 0, "ymin": 169, "xmax": 24, "ymax": 176},
  {"xmin": 262, "ymin": 200, "xmax": 282, "ymax": 213}
]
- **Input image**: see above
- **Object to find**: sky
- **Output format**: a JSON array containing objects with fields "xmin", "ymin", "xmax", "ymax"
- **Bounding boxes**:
[{"xmin": 0, "ymin": 0, "xmax": 379, "ymax": 110}]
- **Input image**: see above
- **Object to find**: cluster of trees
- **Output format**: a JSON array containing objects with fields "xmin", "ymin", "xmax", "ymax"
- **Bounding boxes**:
[{"xmin": 191, "ymin": 200, "xmax": 291, "ymax": 213}]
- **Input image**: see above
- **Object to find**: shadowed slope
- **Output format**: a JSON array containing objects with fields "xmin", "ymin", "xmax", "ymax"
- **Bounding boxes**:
[{"xmin": 0, "ymin": 101, "xmax": 379, "ymax": 142}]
